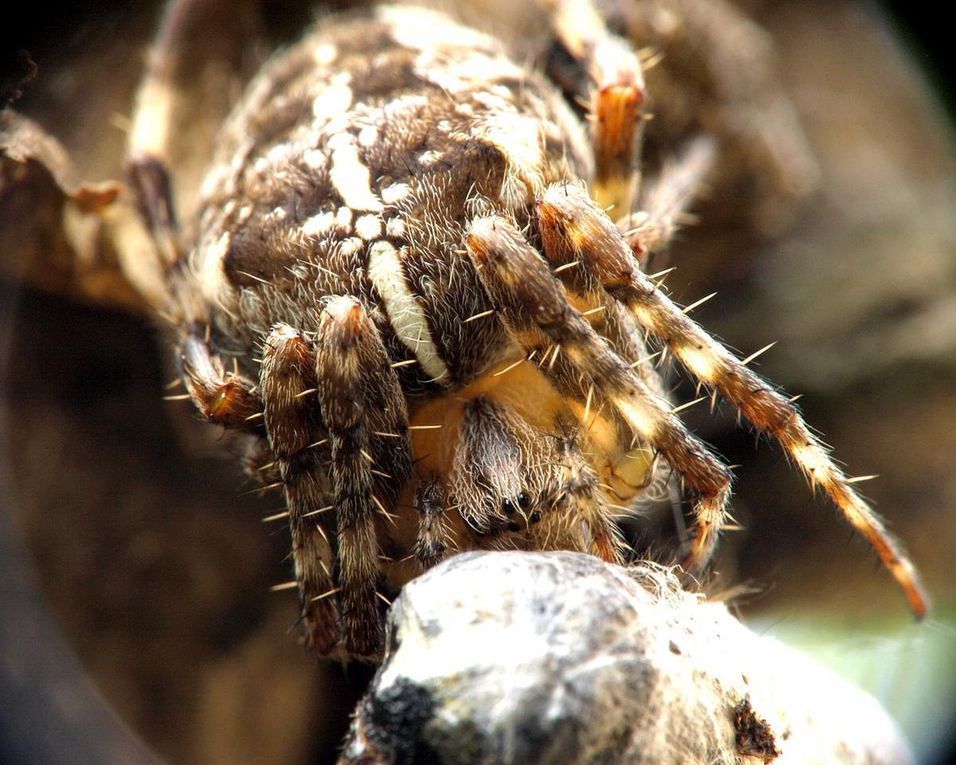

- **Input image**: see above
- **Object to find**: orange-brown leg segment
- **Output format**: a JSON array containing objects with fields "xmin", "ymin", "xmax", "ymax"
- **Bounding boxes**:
[
  {"xmin": 180, "ymin": 331, "xmax": 262, "ymax": 432},
  {"xmin": 465, "ymin": 215, "xmax": 731, "ymax": 570},
  {"xmin": 537, "ymin": 182, "xmax": 929, "ymax": 617},
  {"xmin": 541, "ymin": 0, "xmax": 646, "ymax": 214}
]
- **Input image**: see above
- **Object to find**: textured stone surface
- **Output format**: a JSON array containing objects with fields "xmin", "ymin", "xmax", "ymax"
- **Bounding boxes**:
[{"xmin": 341, "ymin": 551, "xmax": 912, "ymax": 765}]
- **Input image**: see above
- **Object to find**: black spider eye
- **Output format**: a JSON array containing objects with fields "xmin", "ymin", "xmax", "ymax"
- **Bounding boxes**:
[
  {"xmin": 517, "ymin": 491, "xmax": 531, "ymax": 508},
  {"xmin": 502, "ymin": 498, "xmax": 517, "ymax": 515},
  {"xmin": 529, "ymin": 511, "xmax": 542, "ymax": 524},
  {"xmin": 507, "ymin": 521, "xmax": 521, "ymax": 532}
]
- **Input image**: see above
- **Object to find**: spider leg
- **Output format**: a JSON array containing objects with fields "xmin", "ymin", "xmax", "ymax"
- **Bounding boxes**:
[
  {"xmin": 260, "ymin": 325, "xmax": 340, "ymax": 655},
  {"xmin": 465, "ymin": 215, "xmax": 731, "ymax": 570},
  {"xmin": 178, "ymin": 324, "xmax": 345, "ymax": 651},
  {"xmin": 537, "ymin": 183, "xmax": 930, "ymax": 617},
  {"xmin": 605, "ymin": 0, "xmax": 820, "ymax": 220},
  {"xmin": 541, "ymin": 0, "xmax": 646, "ymax": 214},
  {"xmin": 179, "ymin": 331, "xmax": 262, "ymax": 432},
  {"xmin": 550, "ymin": 139, "xmax": 716, "ymax": 538},
  {"xmin": 126, "ymin": 0, "xmax": 204, "ymax": 268},
  {"xmin": 314, "ymin": 297, "xmax": 413, "ymax": 657},
  {"xmin": 126, "ymin": 0, "xmax": 262, "ymax": 267},
  {"xmin": 125, "ymin": 157, "xmax": 182, "ymax": 269}
]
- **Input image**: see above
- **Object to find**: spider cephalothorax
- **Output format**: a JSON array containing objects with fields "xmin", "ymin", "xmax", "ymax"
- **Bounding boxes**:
[{"xmin": 113, "ymin": 0, "xmax": 927, "ymax": 658}]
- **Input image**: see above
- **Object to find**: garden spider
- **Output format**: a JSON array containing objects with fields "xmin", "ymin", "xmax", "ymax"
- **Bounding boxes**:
[{"xmin": 1, "ymin": 0, "xmax": 928, "ymax": 661}]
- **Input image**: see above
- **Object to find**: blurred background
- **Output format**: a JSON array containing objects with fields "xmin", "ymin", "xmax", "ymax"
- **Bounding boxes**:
[{"xmin": 2, "ymin": 1, "xmax": 954, "ymax": 763}]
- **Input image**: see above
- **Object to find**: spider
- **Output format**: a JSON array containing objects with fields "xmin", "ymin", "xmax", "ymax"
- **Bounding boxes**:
[{"xmin": 1, "ymin": 0, "xmax": 928, "ymax": 660}]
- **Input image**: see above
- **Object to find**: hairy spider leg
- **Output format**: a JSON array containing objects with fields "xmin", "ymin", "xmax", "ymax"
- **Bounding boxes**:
[
  {"xmin": 465, "ymin": 215, "xmax": 731, "ymax": 567},
  {"xmin": 533, "ymin": 140, "xmax": 718, "ymax": 546},
  {"xmin": 180, "ymin": 332, "xmax": 262, "ymax": 430},
  {"xmin": 126, "ymin": 0, "xmax": 208, "ymax": 269},
  {"xmin": 126, "ymin": 0, "xmax": 261, "ymax": 271},
  {"xmin": 181, "ymin": 302, "xmax": 414, "ymax": 658},
  {"xmin": 542, "ymin": 0, "xmax": 646, "ymax": 214},
  {"xmin": 260, "ymin": 325, "xmax": 340, "ymax": 655},
  {"xmin": 314, "ymin": 297, "xmax": 413, "ymax": 657},
  {"xmin": 617, "ymin": 136, "xmax": 717, "ymax": 265},
  {"xmin": 608, "ymin": 0, "xmax": 821, "ymax": 212},
  {"xmin": 537, "ymin": 182, "xmax": 929, "ymax": 617}
]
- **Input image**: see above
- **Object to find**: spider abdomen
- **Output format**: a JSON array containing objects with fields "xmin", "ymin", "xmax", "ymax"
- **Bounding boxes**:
[{"xmin": 191, "ymin": 5, "xmax": 592, "ymax": 396}]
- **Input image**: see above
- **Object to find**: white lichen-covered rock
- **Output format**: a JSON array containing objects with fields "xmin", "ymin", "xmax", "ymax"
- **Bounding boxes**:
[{"xmin": 340, "ymin": 551, "xmax": 912, "ymax": 765}]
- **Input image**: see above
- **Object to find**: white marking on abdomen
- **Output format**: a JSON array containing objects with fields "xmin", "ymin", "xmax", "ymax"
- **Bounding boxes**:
[
  {"xmin": 312, "ymin": 82, "xmax": 352, "ymax": 120},
  {"xmin": 328, "ymin": 133, "xmax": 383, "ymax": 212},
  {"xmin": 356, "ymin": 214, "xmax": 383, "ymax": 240},
  {"xmin": 386, "ymin": 218, "xmax": 406, "ymax": 238},
  {"xmin": 367, "ymin": 241, "xmax": 449, "ymax": 383},
  {"xmin": 302, "ymin": 206, "xmax": 356, "ymax": 239},
  {"xmin": 303, "ymin": 210, "xmax": 334, "ymax": 237},
  {"xmin": 382, "ymin": 183, "xmax": 410, "ymax": 204}
]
